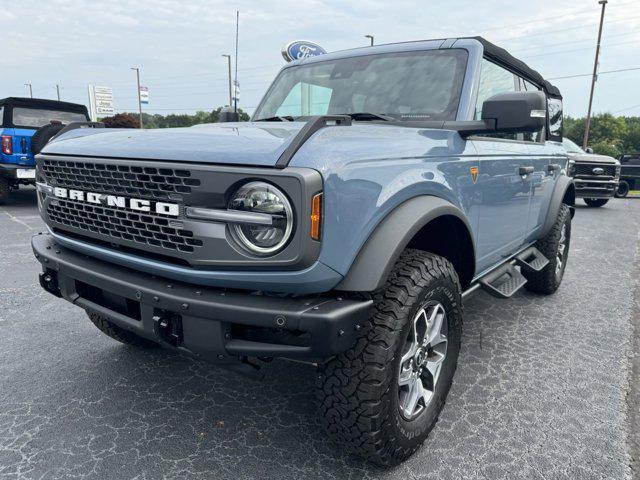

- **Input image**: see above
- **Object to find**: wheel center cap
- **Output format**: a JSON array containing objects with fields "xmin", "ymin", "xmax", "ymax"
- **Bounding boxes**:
[{"xmin": 414, "ymin": 349, "xmax": 426, "ymax": 369}]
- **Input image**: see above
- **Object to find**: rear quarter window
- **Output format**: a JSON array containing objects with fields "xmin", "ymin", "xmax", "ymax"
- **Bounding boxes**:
[{"xmin": 12, "ymin": 108, "xmax": 87, "ymax": 128}]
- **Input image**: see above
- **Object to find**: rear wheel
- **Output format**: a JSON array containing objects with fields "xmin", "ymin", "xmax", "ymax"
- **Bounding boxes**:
[
  {"xmin": 0, "ymin": 177, "xmax": 10, "ymax": 205},
  {"xmin": 523, "ymin": 203, "xmax": 571, "ymax": 294},
  {"xmin": 318, "ymin": 250, "xmax": 462, "ymax": 466},
  {"xmin": 87, "ymin": 311, "xmax": 159, "ymax": 348},
  {"xmin": 616, "ymin": 181, "xmax": 629, "ymax": 198},
  {"xmin": 584, "ymin": 198, "xmax": 609, "ymax": 207}
]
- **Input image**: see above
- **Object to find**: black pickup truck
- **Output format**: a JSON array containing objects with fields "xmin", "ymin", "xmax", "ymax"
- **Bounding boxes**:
[{"xmin": 616, "ymin": 153, "xmax": 640, "ymax": 197}]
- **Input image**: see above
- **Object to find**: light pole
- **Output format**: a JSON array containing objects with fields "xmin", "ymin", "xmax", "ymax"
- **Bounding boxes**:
[
  {"xmin": 131, "ymin": 67, "xmax": 144, "ymax": 129},
  {"xmin": 583, "ymin": 0, "xmax": 607, "ymax": 150},
  {"xmin": 55, "ymin": 84, "xmax": 61, "ymax": 101},
  {"xmin": 222, "ymin": 54, "xmax": 233, "ymax": 107},
  {"xmin": 24, "ymin": 83, "xmax": 33, "ymax": 98},
  {"xmin": 234, "ymin": 10, "xmax": 239, "ymax": 114},
  {"xmin": 365, "ymin": 34, "xmax": 374, "ymax": 46}
]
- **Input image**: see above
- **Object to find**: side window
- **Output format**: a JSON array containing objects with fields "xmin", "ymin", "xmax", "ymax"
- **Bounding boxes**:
[
  {"xmin": 276, "ymin": 82, "xmax": 332, "ymax": 117},
  {"xmin": 547, "ymin": 98, "xmax": 563, "ymax": 142},
  {"xmin": 474, "ymin": 59, "xmax": 517, "ymax": 120}
]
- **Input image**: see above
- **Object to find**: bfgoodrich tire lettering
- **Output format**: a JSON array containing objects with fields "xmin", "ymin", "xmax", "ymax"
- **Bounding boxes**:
[
  {"xmin": 523, "ymin": 203, "xmax": 571, "ymax": 294},
  {"xmin": 317, "ymin": 250, "xmax": 462, "ymax": 466}
]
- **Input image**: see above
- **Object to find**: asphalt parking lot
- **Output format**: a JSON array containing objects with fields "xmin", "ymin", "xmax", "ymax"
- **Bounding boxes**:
[{"xmin": 0, "ymin": 187, "xmax": 638, "ymax": 480}]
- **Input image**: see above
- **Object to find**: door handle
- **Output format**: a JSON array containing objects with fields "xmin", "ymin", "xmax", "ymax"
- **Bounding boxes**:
[
  {"xmin": 518, "ymin": 166, "xmax": 534, "ymax": 176},
  {"xmin": 547, "ymin": 163, "xmax": 560, "ymax": 172}
]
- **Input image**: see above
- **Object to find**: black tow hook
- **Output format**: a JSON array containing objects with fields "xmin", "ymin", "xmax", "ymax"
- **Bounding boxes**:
[
  {"xmin": 152, "ymin": 311, "xmax": 183, "ymax": 347},
  {"xmin": 39, "ymin": 270, "xmax": 61, "ymax": 298}
]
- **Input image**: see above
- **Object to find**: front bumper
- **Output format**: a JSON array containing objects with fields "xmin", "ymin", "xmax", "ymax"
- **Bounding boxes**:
[
  {"xmin": 32, "ymin": 233, "xmax": 372, "ymax": 364},
  {"xmin": 574, "ymin": 178, "xmax": 619, "ymax": 199}
]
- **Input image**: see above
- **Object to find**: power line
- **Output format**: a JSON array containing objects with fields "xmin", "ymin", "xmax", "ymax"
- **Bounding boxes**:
[
  {"xmin": 548, "ymin": 66, "xmax": 640, "ymax": 80},
  {"xmin": 521, "ymin": 39, "xmax": 637, "ymax": 60},
  {"xmin": 613, "ymin": 103, "xmax": 640, "ymax": 114}
]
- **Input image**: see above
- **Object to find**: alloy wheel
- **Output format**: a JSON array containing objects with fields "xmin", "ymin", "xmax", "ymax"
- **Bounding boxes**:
[{"xmin": 398, "ymin": 301, "xmax": 448, "ymax": 420}]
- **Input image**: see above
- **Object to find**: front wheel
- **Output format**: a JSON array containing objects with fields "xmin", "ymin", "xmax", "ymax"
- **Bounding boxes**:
[
  {"xmin": 318, "ymin": 250, "xmax": 462, "ymax": 466},
  {"xmin": 584, "ymin": 198, "xmax": 609, "ymax": 207},
  {"xmin": 616, "ymin": 181, "xmax": 629, "ymax": 198}
]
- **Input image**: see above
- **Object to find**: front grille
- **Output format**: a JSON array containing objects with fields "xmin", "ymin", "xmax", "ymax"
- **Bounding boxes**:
[
  {"xmin": 41, "ymin": 158, "xmax": 201, "ymax": 199},
  {"xmin": 47, "ymin": 199, "xmax": 204, "ymax": 253},
  {"xmin": 574, "ymin": 163, "xmax": 616, "ymax": 178}
]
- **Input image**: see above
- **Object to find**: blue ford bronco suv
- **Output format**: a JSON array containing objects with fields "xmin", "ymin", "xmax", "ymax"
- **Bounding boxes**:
[
  {"xmin": 0, "ymin": 97, "xmax": 89, "ymax": 203},
  {"xmin": 32, "ymin": 37, "xmax": 574, "ymax": 465}
]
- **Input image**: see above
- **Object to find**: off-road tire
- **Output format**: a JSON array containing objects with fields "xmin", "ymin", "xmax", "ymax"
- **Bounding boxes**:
[
  {"xmin": 87, "ymin": 311, "xmax": 159, "ymax": 348},
  {"xmin": 616, "ymin": 181, "xmax": 629, "ymax": 198},
  {"xmin": 584, "ymin": 198, "xmax": 609, "ymax": 207},
  {"xmin": 317, "ymin": 250, "xmax": 463, "ymax": 466},
  {"xmin": 0, "ymin": 176, "xmax": 10, "ymax": 205},
  {"xmin": 523, "ymin": 203, "xmax": 571, "ymax": 295}
]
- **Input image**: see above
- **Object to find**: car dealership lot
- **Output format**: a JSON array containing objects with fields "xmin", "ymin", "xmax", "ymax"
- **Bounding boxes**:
[{"xmin": 0, "ymin": 188, "xmax": 638, "ymax": 480}]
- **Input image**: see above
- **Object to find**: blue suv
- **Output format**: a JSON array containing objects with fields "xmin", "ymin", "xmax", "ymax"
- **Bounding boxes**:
[
  {"xmin": 0, "ymin": 97, "xmax": 89, "ymax": 203},
  {"xmin": 32, "ymin": 37, "xmax": 574, "ymax": 465}
]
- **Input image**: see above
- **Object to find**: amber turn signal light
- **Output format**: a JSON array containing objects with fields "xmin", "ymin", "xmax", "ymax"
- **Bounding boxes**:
[{"xmin": 310, "ymin": 193, "xmax": 322, "ymax": 240}]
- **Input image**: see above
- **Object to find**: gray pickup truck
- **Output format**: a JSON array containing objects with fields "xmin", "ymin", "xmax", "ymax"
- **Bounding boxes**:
[{"xmin": 32, "ymin": 37, "xmax": 574, "ymax": 465}]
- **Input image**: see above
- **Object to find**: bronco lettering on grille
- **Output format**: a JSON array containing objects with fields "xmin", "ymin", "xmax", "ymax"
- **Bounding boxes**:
[{"xmin": 52, "ymin": 187, "xmax": 180, "ymax": 217}]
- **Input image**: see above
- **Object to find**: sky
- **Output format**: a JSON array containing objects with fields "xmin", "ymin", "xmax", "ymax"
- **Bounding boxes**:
[{"xmin": 1, "ymin": 0, "xmax": 639, "ymax": 119}]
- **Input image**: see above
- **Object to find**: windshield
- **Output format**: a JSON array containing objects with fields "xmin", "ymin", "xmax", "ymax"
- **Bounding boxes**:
[
  {"xmin": 11, "ymin": 107, "xmax": 87, "ymax": 128},
  {"xmin": 253, "ymin": 49, "xmax": 468, "ymax": 122},
  {"xmin": 563, "ymin": 137, "xmax": 585, "ymax": 154}
]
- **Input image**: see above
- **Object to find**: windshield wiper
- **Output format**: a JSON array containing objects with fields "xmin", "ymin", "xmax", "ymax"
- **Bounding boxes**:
[
  {"xmin": 255, "ymin": 116, "xmax": 295, "ymax": 122},
  {"xmin": 343, "ymin": 112, "xmax": 396, "ymax": 122}
]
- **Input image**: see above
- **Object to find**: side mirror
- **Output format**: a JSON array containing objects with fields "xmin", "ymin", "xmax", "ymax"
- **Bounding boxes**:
[
  {"xmin": 585, "ymin": 147, "xmax": 594, "ymax": 154},
  {"xmin": 481, "ymin": 91, "xmax": 546, "ymax": 134},
  {"xmin": 455, "ymin": 91, "xmax": 547, "ymax": 137}
]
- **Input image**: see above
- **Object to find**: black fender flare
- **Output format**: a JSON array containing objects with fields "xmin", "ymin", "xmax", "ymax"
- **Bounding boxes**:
[
  {"xmin": 539, "ymin": 175, "xmax": 575, "ymax": 239},
  {"xmin": 335, "ymin": 196, "xmax": 475, "ymax": 292}
]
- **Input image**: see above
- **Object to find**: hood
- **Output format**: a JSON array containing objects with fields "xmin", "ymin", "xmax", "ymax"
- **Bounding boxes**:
[
  {"xmin": 568, "ymin": 152, "xmax": 619, "ymax": 164},
  {"xmin": 41, "ymin": 122, "xmax": 307, "ymax": 167}
]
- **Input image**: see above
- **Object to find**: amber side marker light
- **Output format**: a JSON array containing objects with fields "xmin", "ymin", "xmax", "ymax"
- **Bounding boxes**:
[{"xmin": 310, "ymin": 193, "xmax": 323, "ymax": 240}]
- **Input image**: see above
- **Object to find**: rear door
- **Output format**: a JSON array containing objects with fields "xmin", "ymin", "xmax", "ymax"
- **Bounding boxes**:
[
  {"xmin": 471, "ymin": 59, "xmax": 533, "ymax": 273},
  {"xmin": 519, "ymin": 78, "xmax": 556, "ymax": 238}
]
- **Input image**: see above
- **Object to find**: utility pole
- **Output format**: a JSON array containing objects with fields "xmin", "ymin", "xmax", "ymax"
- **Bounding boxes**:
[
  {"xmin": 24, "ymin": 83, "xmax": 33, "ymax": 98},
  {"xmin": 222, "ymin": 54, "xmax": 233, "ymax": 107},
  {"xmin": 55, "ymin": 84, "xmax": 61, "ymax": 101},
  {"xmin": 365, "ymin": 34, "xmax": 374, "ymax": 46},
  {"xmin": 131, "ymin": 67, "xmax": 144, "ymax": 129},
  {"xmin": 233, "ymin": 10, "xmax": 239, "ymax": 114},
  {"xmin": 583, "ymin": 0, "xmax": 607, "ymax": 150}
]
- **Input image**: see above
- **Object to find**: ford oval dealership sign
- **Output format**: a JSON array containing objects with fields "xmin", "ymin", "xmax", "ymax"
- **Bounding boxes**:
[{"xmin": 281, "ymin": 40, "xmax": 327, "ymax": 62}]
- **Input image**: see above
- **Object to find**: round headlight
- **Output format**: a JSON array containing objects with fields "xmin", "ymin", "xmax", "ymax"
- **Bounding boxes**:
[{"xmin": 228, "ymin": 181, "xmax": 294, "ymax": 255}]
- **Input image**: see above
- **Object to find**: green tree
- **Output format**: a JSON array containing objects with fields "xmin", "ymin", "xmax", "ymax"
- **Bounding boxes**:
[{"xmin": 112, "ymin": 107, "xmax": 251, "ymax": 129}]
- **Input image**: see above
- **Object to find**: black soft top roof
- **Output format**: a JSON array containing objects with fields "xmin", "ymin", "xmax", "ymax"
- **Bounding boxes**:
[
  {"xmin": 0, "ymin": 97, "xmax": 89, "ymax": 114},
  {"xmin": 466, "ymin": 37, "xmax": 562, "ymax": 99}
]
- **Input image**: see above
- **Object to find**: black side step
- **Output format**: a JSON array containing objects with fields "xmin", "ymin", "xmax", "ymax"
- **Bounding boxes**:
[
  {"xmin": 479, "ymin": 262, "xmax": 528, "ymax": 299},
  {"xmin": 515, "ymin": 246, "xmax": 549, "ymax": 273},
  {"xmin": 275, "ymin": 115, "xmax": 352, "ymax": 169}
]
